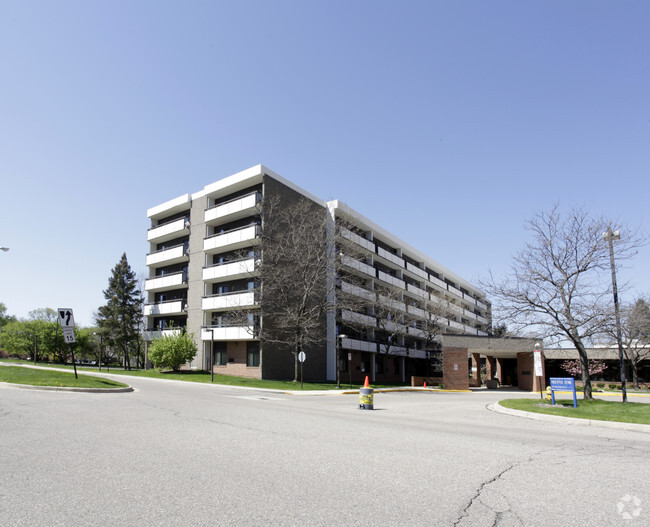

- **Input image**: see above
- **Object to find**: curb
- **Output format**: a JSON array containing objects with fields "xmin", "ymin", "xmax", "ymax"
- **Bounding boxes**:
[
  {"xmin": 488, "ymin": 401, "xmax": 650, "ymax": 433},
  {"xmin": 1, "ymin": 382, "xmax": 134, "ymax": 393}
]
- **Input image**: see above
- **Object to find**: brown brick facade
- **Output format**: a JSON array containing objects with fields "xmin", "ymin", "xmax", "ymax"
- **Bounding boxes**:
[{"xmin": 443, "ymin": 348, "xmax": 469, "ymax": 390}]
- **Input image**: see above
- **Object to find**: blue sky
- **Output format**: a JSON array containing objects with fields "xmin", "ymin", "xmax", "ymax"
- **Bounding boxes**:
[{"xmin": 1, "ymin": 0, "xmax": 649, "ymax": 326}]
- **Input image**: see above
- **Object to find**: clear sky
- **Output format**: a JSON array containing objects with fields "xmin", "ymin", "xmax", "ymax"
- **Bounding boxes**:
[{"xmin": 1, "ymin": 0, "xmax": 649, "ymax": 327}]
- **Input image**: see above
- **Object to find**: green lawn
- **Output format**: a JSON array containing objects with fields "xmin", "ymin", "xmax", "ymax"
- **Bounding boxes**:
[
  {"xmin": 500, "ymin": 398, "xmax": 650, "ymax": 425},
  {"xmin": 0, "ymin": 365, "xmax": 129, "ymax": 389}
]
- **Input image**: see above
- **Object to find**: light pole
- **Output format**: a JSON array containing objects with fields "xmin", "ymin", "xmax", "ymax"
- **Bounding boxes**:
[
  {"xmin": 603, "ymin": 228, "xmax": 627, "ymax": 403},
  {"xmin": 336, "ymin": 334, "xmax": 347, "ymax": 389},
  {"xmin": 0, "ymin": 247, "xmax": 9, "ymax": 252},
  {"xmin": 206, "ymin": 327, "xmax": 215, "ymax": 383},
  {"xmin": 94, "ymin": 332, "xmax": 103, "ymax": 371}
]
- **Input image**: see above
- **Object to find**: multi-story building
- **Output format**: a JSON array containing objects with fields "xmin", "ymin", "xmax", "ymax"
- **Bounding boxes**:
[{"xmin": 144, "ymin": 165, "xmax": 491, "ymax": 383}]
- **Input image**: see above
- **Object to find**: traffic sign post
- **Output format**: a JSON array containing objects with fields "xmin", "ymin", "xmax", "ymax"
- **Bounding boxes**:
[
  {"xmin": 58, "ymin": 308, "xmax": 78, "ymax": 379},
  {"xmin": 298, "ymin": 351, "xmax": 306, "ymax": 390}
]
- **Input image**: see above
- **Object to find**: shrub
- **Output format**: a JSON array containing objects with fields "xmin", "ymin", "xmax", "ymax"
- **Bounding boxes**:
[
  {"xmin": 597, "ymin": 383, "xmax": 605, "ymax": 389},
  {"xmin": 148, "ymin": 332, "xmax": 197, "ymax": 372},
  {"xmin": 609, "ymin": 384, "xmax": 618, "ymax": 390}
]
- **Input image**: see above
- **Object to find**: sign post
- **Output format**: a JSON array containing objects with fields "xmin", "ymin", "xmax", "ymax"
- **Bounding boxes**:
[
  {"xmin": 549, "ymin": 377, "xmax": 578, "ymax": 408},
  {"xmin": 533, "ymin": 348, "xmax": 544, "ymax": 400},
  {"xmin": 298, "ymin": 351, "xmax": 306, "ymax": 390},
  {"xmin": 58, "ymin": 308, "xmax": 78, "ymax": 379}
]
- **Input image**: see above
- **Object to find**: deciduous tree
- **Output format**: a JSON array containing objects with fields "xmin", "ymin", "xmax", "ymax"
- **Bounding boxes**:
[
  {"xmin": 482, "ymin": 205, "xmax": 646, "ymax": 399},
  {"xmin": 148, "ymin": 331, "xmax": 197, "ymax": 372}
]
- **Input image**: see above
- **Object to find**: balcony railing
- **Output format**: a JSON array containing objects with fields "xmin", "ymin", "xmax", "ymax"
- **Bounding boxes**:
[
  {"xmin": 202, "ymin": 289, "xmax": 258, "ymax": 311},
  {"xmin": 143, "ymin": 299, "xmax": 187, "ymax": 316},
  {"xmin": 142, "ymin": 327, "xmax": 184, "ymax": 341},
  {"xmin": 145, "ymin": 271, "xmax": 188, "ymax": 291},
  {"xmin": 147, "ymin": 217, "xmax": 190, "ymax": 242},
  {"xmin": 406, "ymin": 283, "xmax": 428, "ymax": 299},
  {"xmin": 203, "ymin": 224, "xmax": 260, "ymax": 252},
  {"xmin": 203, "ymin": 258, "xmax": 256, "ymax": 282},
  {"xmin": 340, "ymin": 227, "xmax": 375, "ymax": 252},
  {"xmin": 204, "ymin": 191, "xmax": 260, "ymax": 224},
  {"xmin": 340, "ymin": 280, "xmax": 375, "ymax": 301},
  {"xmin": 376, "ymin": 270, "xmax": 405, "ymax": 289},
  {"xmin": 340, "ymin": 337, "xmax": 378, "ymax": 353},
  {"xmin": 146, "ymin": 243, "xmax": 189, "ymax": 267},
  {"xmin": 405, "ymin": 262, "xmax": 428, "ymax": 280},
  {"xmin": 429, "ymin": 276, "xmax": 447, "ymax": 290},
  {"xmin": 342, "ymin": 309, "xmax": 376, "ymax": 328},
  {"xmin": 201, "ymin": 325, "xmax": 256, "ymax": 341},
  {"xmin": 341, "ymin": 255, "xmax": 375, "ymax": 277},
  {"xmin": 376, "ymin": 247, "xmax": 404, "ymax": 267}
]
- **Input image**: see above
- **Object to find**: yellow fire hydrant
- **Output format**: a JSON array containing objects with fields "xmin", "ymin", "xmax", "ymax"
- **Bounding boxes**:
[{"xmin": 545, "ymin": 386, "xmax": 552, "ymax": 402}]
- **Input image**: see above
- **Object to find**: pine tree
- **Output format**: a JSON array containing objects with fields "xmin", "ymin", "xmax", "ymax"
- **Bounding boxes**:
[{"xmin": 96, "ymin": 253, "xmax": 143, "ymax": 370}]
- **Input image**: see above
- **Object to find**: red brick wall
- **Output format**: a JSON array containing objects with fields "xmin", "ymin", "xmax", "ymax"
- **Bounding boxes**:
[
  {"xmin": 212, "ymin": 341, "xmax": 260, "ymax": 379},
  {"xmin": 517, "ymin": 351, "xmax": 545, "ymax": 392},
  {"xmin": 443, "ymin": 348, "xmax": 469, "ymax": 390}
]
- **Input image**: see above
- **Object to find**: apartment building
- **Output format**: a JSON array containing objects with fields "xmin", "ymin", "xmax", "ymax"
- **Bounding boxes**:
[{"xmin": 144, "ymin": 165, "xmax": 491, "ymax": 383}]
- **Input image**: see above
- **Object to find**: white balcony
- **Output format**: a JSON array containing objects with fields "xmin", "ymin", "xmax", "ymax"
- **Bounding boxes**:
[
  {"xmin": 142, "ymin": 328, "xmax": 183, "ymax": 341},
  {"xmin": 147, "ymin": 217, "xmax": 190, "ymax": 243},
  {"xmin": 146, "ymin": 244, "xmax": 188, "ymax": 267},
  {"xmin": 376, "ymin": 270, "xmax": 405, "ymax": 289},
  {"xmin": 463, "ymin": 310, "xmax": 477, "ymax": 320},
  {"xmin": 407, "ymin": 305, "xmax": 426, "ymax": 318},
  {"xmin": 145, "ymin": 271, "xmax": 187, "ymax": 292},
  {"xmin": 429, "ymin": 276, "xmax": 447, "ymax": 290},
  {"xmin": 144, "ymin": 299, "xmax": 186, "ymax": 316},
  {"xmin": 377, "ymin": 294, "xmax": 406, "ymax": 312},
  {"xmin": 477, "ymin": 330, "xmax": 489, "ymax": 336},
  {"xmin": 477, "ymin": 300, "xmax": 488, "ymax": 311},
  {"xmin": 463, "ymin": 325, "xmax": 478, "ymax": 335},
  {"xmin": 448, "ymin": 320, "xmax": 464, "ymax": 331},
  {"xmin": 376, "ymin": 247, "xmax": 404, "ymax": 267},
  {"xmin": 477, "ymin": 315, "xmax": 488, "ymax": 325},
  {"xmin": 463, "ymin": 293, "xmax": 477, "ymax": 306},
  {"xmin": 201, "ymin": 326, "xmax": 255, "ymax": 341},
  {"xmin": 406, "ymin": 283, "xmax": 428, "ymax": 299},
  {"xmin": 448, "ymin": 303, "xmax": 464, "ymax": 315},
  {"xmin": 203, "ymin": 258, "xmax": 256, "ymax": 283},
  {"xmin": 204, "ymin": 192, "xmax": 260, "ymax": 224},
  {"xmin": 202, "ymin": 290, "xmax": 257, "ymax": 311},
  {"xmin": 203, "ymin": 225, "xmax": 259, "ymax": 253},
  {"xmin": 340, "ymin": 281, "xmax": 375, "ymax": 301},
  {"xmin": 342, "ymin": 309, "xmax": 376, "ymax": 327},
  {"xmin": 448, "ymin": 285, "xmax": 463, "ymax": 299},
  {"xmin": 406, "ymin": 262, "xmax": 428, "ymax": 280},
  {"xmin": 341, "ymin": 255, "xmax": 375, "ymax": 277},
  {"xmin": 378, "ymin": 344, "xmax": 408, "ymax": 355},
  {"xmin": 340, "ymin": 337, "xmax": 377, "ymax": 353},
  {"xmin": 340, "ymin": 228, "xmax": 375, "ymax": 252}
]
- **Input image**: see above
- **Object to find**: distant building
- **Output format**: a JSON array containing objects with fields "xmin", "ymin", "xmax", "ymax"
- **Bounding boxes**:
[{"xmin": 143, "ymin": 165, "xmax": 496, "ymax": 383}]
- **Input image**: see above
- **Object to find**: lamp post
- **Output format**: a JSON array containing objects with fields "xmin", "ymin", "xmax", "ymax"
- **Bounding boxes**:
[
  {"xmin": 206, "ymin": 327, "xmax": 215, "ymax": 383},
  {"xmin": 336, "ymin": 334, "xmax": 347, "ymax": 389},
  {"xmin": 603, "ymin": 228, "xmax": 627, "ymax": 403},
  {"xmin": 0, "ymin": 247, "xmax": 9, "ymax": 252},
  {"xmin": 94, "ymin": 332, "xmax": 103, "ymax": 371}
]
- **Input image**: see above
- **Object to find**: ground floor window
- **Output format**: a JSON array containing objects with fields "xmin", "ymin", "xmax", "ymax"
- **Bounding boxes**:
[
  {"xmin": 247, "ymin": 342, "xmax": 260, "ymax": 367},
  {"xmin": 212, "ymin": 342, "xmax": 227, "ymax": 366}
]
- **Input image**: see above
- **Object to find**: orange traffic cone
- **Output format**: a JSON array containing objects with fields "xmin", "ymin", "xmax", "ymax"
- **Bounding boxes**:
[
  {"xmin": 364, "ymin": 376, "xmax": 369, "ymax": 388},
  {"xmin": 424, "ymin": 381, "xmax": 427, "ymax": 388}
]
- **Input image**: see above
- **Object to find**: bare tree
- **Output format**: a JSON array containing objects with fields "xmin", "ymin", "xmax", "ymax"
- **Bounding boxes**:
[
  {"xmin": 482, "ymin": 205, "xmax": 646, "ymax": 399},
  {"xmin": 605, "ymin": 297, "xmax": 650, "ymax": 389}
]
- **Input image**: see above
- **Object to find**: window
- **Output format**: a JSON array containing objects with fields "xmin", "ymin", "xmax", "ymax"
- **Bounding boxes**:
[
  {"xmin": 375, "ymin": 356, "xmax": 384, "ymax": 374},
  {"xmin": 247, "ymin": 342, "xmax": 260, "ymax": 367},
  {"xmin": 213, "ymin": 342, "xmax": 227, "ymax": 366}
]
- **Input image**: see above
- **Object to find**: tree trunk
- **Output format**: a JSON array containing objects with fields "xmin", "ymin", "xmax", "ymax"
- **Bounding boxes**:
[{"xmin": 576, "ymin": 346, "xmax": 593, "ymax": 399}]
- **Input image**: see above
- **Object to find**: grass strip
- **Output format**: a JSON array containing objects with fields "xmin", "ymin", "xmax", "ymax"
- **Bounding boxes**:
[
  {"xmin": 499, "ymin": 398, "xmax": 650, "ymax": 425},
  {"xmin": 0, "ymin": 365, "xmax": 129, "ymax": 389}
]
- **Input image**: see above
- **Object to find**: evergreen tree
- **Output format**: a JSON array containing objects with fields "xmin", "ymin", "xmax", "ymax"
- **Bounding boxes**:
[{"xmin": 95, "ymin": 253, "xmax": 143, "ymax": 370}]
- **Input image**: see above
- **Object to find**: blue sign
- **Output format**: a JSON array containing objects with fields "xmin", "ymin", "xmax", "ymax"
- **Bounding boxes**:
[{"xmin": 549, "ymin": 377, "xmax": 577, "ymax": 407}]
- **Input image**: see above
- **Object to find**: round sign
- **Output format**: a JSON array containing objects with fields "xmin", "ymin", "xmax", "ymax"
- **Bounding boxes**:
[{"xmin": 298, "ymin": 351, "xmax": 306, "ymax": 363}]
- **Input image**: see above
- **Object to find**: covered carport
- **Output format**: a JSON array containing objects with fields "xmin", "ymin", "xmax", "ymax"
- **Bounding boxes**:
[{"xmin": 439, "ymin": 335, "xmax": 544, "ymax": 392}]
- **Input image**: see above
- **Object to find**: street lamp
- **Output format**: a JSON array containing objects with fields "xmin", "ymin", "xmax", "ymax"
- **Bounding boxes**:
[
  {"xmin": 336, "ymin": 334, "xmax": 347, "ymax": 389},
  {"xmin": 0, "ymin": 247, "xmax": 9, "ymax": 252},
  {"xmin": 94, "ymin": 332, "xmax": 103, "ymax": 372},
  {"xmin": 603, "ymin": 228, "xmax": 627, "ymax": 403},
  {"xmin": 206, "ymin": 327, "xmax": 215, "ymax": 383}
]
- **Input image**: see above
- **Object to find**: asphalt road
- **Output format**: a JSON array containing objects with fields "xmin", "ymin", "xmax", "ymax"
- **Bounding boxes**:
[{"xmin": 1, "ymin": 376, "xmax": 648, "ymax": 526}]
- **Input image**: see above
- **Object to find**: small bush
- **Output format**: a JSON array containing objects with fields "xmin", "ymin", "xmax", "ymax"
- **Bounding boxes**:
[
  {"xmin": 609, "ymin": 384, "xmax": 619, "ymax": 390},
  {"xmin": 148, "ymin": 332, "xmax": 197, "ymax": 372},
  {"xmin": 597, "ymin": 383, "xmax": 605, "ymax": 388}
]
